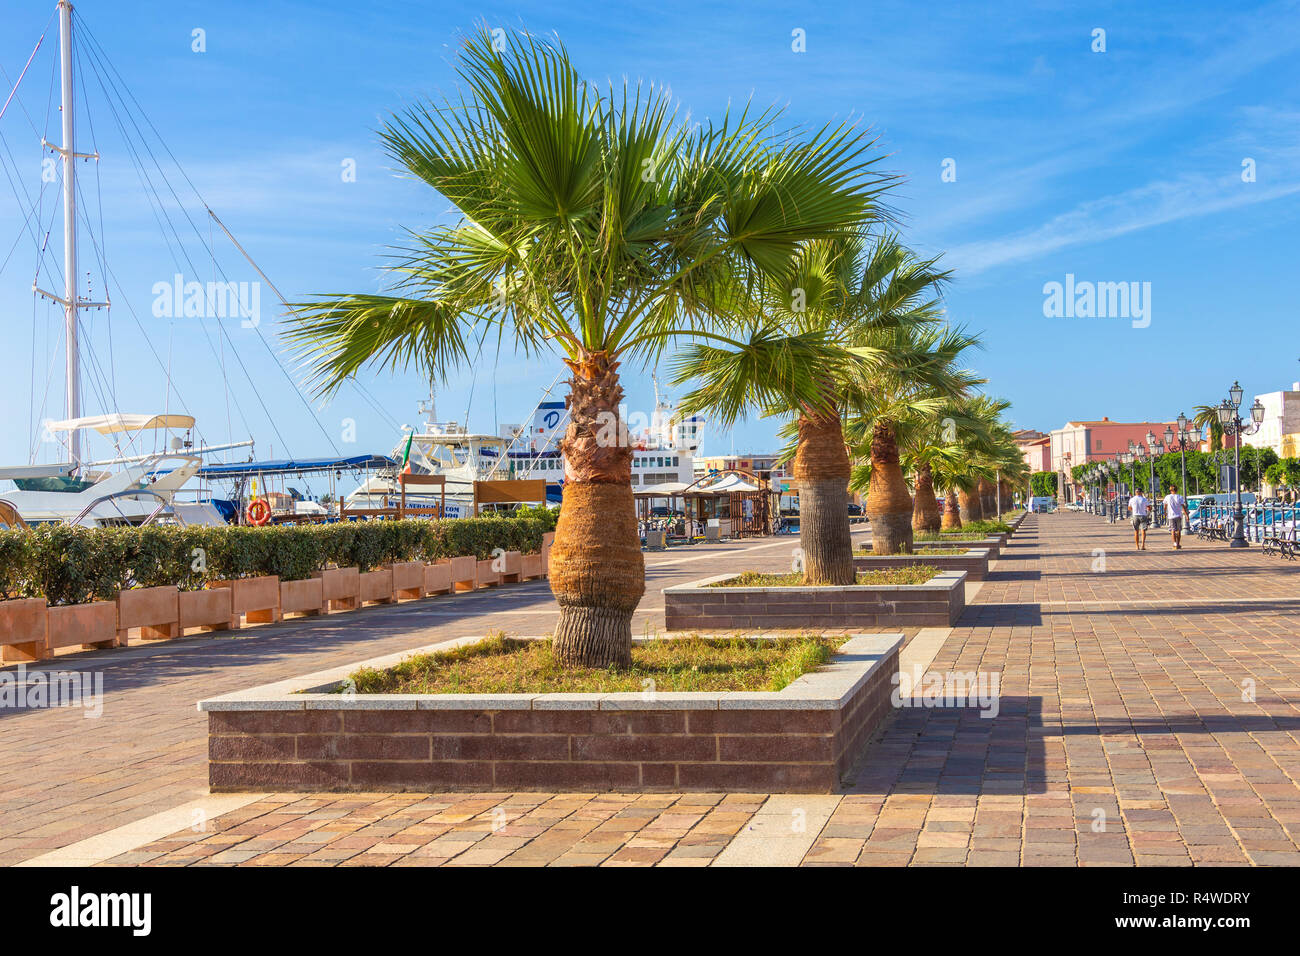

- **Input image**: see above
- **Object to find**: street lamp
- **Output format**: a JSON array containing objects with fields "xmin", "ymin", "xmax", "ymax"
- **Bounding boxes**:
[
  {"xmin": 1217, "ymin": 385, "xmax": 1265, "ymax": 547},
  {"xmin": 1166, "ymin": 417, "xmax": 1192, "ymax": 499}
]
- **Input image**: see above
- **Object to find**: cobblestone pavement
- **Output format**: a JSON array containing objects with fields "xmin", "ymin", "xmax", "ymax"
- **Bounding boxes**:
[
  {"xmin": 12, "ymin": 513, "xmax": 1300, "ymax": 867},
  {"xmin": 0, "ymin": 530, "xmax": 838, "ymax": 866}
]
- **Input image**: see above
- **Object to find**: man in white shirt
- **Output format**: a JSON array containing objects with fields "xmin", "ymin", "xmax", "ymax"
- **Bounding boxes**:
[
  {"xmin": 1128, "ymin": 492, "xmax": 1151, "ymax": 550},
  {"xmin": 1163, "ymin": 489, "xmax": 1188, "ymax": 550}
]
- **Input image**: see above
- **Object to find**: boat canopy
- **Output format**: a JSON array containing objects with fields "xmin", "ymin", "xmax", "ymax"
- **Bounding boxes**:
[
  {"xmin": 189, "ymin": 454, "xmax": 398, "ymax": 479},
  {"xmin": 46, "ymin": 413, "xmax": 197, "ymax": 435}
]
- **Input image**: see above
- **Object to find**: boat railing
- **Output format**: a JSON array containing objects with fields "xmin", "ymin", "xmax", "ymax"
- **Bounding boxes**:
[{"xmin": 68, "ymin": 488, "xmax": 175, "ymax": 527}]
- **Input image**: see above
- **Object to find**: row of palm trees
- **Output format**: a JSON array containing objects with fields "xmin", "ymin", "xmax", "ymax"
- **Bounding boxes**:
[{"xmin": 284, "ymin": 26, "xmax": 1026, "ymax": 668}]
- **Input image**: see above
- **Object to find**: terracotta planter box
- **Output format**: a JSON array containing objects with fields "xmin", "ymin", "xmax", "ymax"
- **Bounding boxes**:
[
  {"xmin": 0, "ymin": 597, "xmax": 49, "ymax": 662},
  {"xmin": 423, "ymin": 562, "xmax": 452, "ymax": 596},
  {"xmin": 541, "ymin": 531, "xmax": 555, "ymax": 573},
  {"xmin": 209, "ymin": 576, "xmax": 281, "ymax": 625},
  {"xmin": 663, "ymin": 570, "xmax": 967, "ymax": 630},
  {"xmin": 359, "ymin": 569, "xmax": 394, "ymax": 606},
  {"xmin": 200, "ymin": 632, "xmax": 904, "ymax": 794},
  {"xmin": 521, "ymin": 553, "xmax": 545, "ymax": 581},
  {"xmin": 475, "ymin": 559, "xmax": 501, "ymax": 588},
  {"xmin": 280, "ymin": 578, "xmax": 324, "ymax": 618},
  {"xmin": 180, "ymin": 588, "xmax": 236, "ymax": 632},
  {"xmin": 445, "ymin": 555, "xmax": 477, "ymax": 593},
  {"xmin": 390, "ymin": 561, "xmax": 425, "ymax": 601},
  {"xmin": 854, "ymin": 548, "xmax": 990, "ymax": 582},
  {"xmin": 48, "ymin": 601, "xmax": 118, "ymax": 651},
  {"xmin": 499, "ymin": 550, "xmax": 523, "ymax": 584},
  {"xmin": 315, "ymin": 566, "xmax": 360, "ymax": 612},
  {"xmin": 117, "ymin": 585, "xmax": 180, "ymax": 643}
]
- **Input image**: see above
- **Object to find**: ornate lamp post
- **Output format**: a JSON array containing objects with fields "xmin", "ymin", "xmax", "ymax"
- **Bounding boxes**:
[
  {"xmin": 1216, "ymin": 382, "xmax": 1265, "ymax": 547},
  {"xmin": 1166, "ymin": 413, "xmax": 1193, "ymax": 499}
]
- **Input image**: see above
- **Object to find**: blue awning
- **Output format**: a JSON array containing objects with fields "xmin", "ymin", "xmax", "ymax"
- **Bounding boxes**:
[{"xmin": 157, "ymin": 454, "xmax": 398, "ymax": 480}]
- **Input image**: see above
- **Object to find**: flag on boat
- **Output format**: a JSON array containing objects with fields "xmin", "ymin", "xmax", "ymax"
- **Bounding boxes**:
[{"xmin": 400, "ymin": 430, "xmax": 414, "ymax": 475}]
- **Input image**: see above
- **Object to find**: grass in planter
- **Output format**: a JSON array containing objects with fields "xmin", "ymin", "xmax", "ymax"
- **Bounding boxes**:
[
  {"xmin": 347, "ymin": 632, "xmax": 847, "ymax": 695},
  {"xmin": 710, "ymin": 566, "xmax": 940, "ymax": 587}
]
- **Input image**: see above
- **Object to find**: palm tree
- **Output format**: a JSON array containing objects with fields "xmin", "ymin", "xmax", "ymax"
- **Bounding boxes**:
[
  {"xmin": 283, "ymin": 28, "xmax": 890, "ymax": 667},
  {"xmin": 844, "ymin": 322, "xmax": 982, "ymax": 554},
  {"xmin": 672, "ymin": 235, "xmax": 939, "ymax": 584},
  {"xmin": 1192, "ymin": 405, "xmax": 1227, "ymax": 451}
]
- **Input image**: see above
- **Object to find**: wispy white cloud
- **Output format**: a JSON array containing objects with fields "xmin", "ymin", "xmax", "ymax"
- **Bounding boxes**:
[{"xmin": 946, "ymin": 172, "xmax": 1300, "ymax": 274}]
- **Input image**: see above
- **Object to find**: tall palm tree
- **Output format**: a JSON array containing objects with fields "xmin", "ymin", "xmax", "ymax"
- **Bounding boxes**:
[
  {"xmin": 844, "ymin": 322, "xmax": 982, "ymax": 554},
  {"xmin": 672, "ymin": 235, "xmax": 940, "ymax": 584},
  {"xmin": 283, "ymin": 28, "xmax": 890, "ymax": 667}
]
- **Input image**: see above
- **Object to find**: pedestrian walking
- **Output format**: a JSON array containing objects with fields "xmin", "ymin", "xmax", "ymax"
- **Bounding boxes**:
[
  {"xmin": 1129, "ymin": 490, "xmax": 1151, "ymax": 550},
  {"xmin": 1163, "ymin": 487, "xmax": 1189, "ymax": 549}
]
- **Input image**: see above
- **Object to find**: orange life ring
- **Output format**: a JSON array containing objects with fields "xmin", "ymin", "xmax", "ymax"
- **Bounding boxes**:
[{"xmin": 245, "ymin": 498, "xmax": 272, "ymax": 526}]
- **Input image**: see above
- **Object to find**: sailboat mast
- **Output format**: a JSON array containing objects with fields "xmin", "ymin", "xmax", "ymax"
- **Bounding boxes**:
[{"xmin": 58, "ymin": 0, "xmax": 80, "ymax": 466}]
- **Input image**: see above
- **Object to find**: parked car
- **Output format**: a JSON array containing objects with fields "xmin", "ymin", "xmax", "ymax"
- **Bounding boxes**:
[{"xmin": 847, "ymin": 503, "xmax": 862, "ymax": 516}]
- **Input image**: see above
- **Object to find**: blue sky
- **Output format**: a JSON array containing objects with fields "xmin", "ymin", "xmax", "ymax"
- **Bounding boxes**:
[{"xmin": 2, "ymin": 0, "xmax": 1298, "ymax": 473}]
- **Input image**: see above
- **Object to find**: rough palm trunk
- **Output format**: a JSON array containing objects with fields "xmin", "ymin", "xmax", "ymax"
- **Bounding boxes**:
[
  {"xmin": 867, "ymin": 420, "xmax": 914, "ymax": 555},
  {"xmin": 550, "ymin": 351, "xmax": 644, "ymax": 668},
  {"xmin": 793, "ymin": 410, "xmax": 855, "ymax": 585},
  {"xmin": 941, "ymin": 488, "xmax": 962, "ymax": 530},
  {"xmin": 912, "ymin": 462, "xmax": 941, "ymax": 533},
  {"xmin": 979, "ymin": 478, "xmax": 997, "ymax": 517},
  {"xmin": 958, "ymin": 485, "xmax": 983, "ymax": 523}
]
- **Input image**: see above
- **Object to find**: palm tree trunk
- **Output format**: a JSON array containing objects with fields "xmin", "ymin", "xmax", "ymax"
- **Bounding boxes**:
[
  {"xmin": 912, "ymin": 462, "xmax": 941, "ymax": 533},
  {"xmin": 958, "ymin": 485, "xmax": 983, "ymax": 523},
  {"xmin": 793, "ymin": 409, "xmax": 855, "ymax": 585},
  {"xmin": 550, "ymin": 351, "xmax": 644, "ymax": 668},
  {"xmin": 941, "ymin": 488, "xmax": 962, "ymax": 530},
  {"xmin": 867, "ymin": 420, "xmax": 914, "ymax": 555},
  {"xmin": 979, "ymin": 478, "xmax": 996, "ymax": 516}
]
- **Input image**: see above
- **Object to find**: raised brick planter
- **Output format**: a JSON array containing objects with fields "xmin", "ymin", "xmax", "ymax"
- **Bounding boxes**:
[
  {"xmin": 663, "ymin": 571, "xmax": 965, "ymax": 630},
  {"xmin": 855, "ymin": 548, "xmax": 990, "ymax": 581},
  {"xmin": 199, "ymin": 633, "xmax": 903, "ymax": 794},
  {"xmin": 921, "ymin": 535, "xmax": 1003, "ymax": 558}
]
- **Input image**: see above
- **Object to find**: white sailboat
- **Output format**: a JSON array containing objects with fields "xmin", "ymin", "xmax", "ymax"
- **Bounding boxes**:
[{"xmin": 0, "ymin": 2, "xmax": 254, "ymax": 525}]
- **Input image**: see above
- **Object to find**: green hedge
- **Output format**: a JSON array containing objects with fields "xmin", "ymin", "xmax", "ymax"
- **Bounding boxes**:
[{"xmin": 0, "ymin": 506, "xmax": 559, "ymax": 606}]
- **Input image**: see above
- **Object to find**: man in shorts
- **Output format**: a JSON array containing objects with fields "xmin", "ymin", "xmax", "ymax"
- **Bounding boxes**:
[
  {"xmin": 1129, "ymin": 491, "xmax": 1151, "ymax": 550},
  {"xmin": 1163, "ymin": 488, "xmax": 1189, "ymax": 549}
]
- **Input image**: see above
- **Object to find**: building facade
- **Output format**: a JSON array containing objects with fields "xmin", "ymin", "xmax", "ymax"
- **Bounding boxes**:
[
  {"xmin": 1243, "ymin": 383, "xmax": 1300, "ymax": 457},
  {"xmin": 1048, "ymin": 418, "xmax": 1177, "ymax": 501}
]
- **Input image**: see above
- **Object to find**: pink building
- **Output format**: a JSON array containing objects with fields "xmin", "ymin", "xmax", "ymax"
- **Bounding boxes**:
[
  {"xmin": 1014, "ymin": 431, "xmax": 1051, "ymax": 472},
  {"xmin": 1050, "ymin": 417, "xmax": 1178, "ymax": 500}
]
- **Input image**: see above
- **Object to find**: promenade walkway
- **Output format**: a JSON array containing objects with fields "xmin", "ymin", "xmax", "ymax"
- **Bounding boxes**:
[{"xmin": 8, "ymin": 513, "xmax": 1300, "ymax": 867}]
